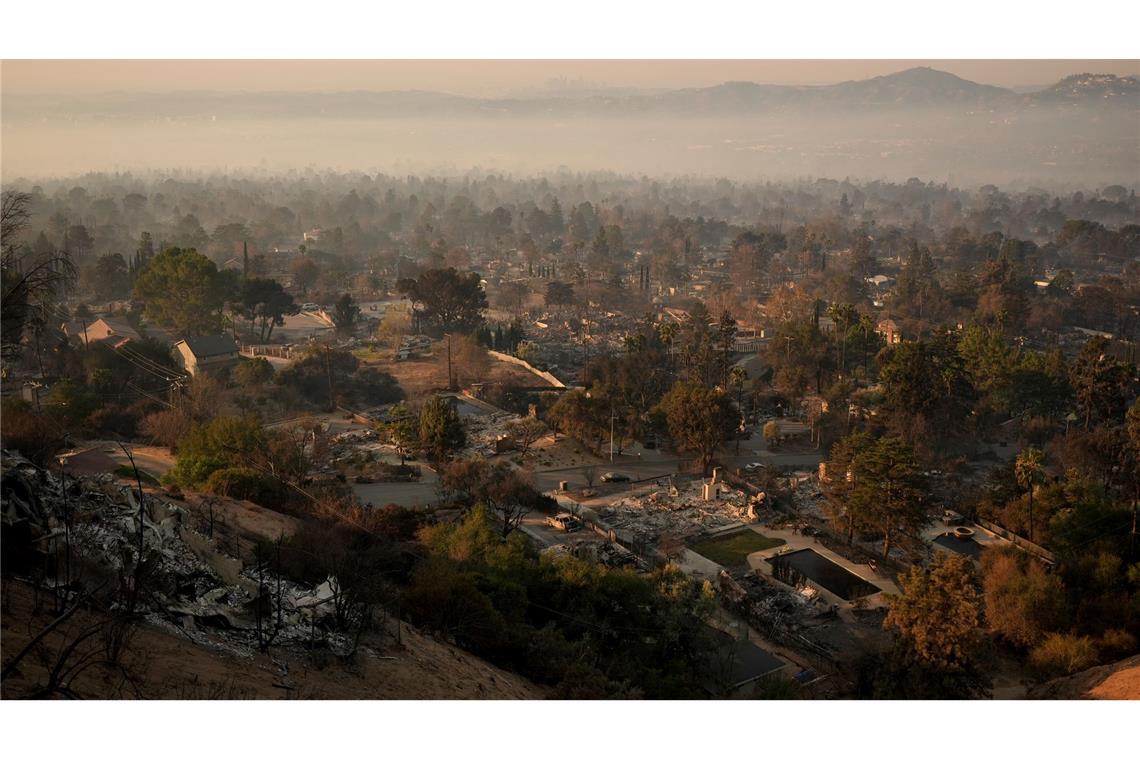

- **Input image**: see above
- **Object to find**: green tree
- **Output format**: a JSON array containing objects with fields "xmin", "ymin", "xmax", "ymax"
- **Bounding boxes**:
[
  {"xmin": 729, "ymin": 229, "xmax": 785, "ymax": 284},
  {"xmin": 823, "ymin": 431, "xmax": 875, "ymax": 544},
  {"xmin": 872, "ymin": 552, "xmax": 988, "ymax": 698},
  {"xmin": 290, "ymin": 256, "xmax": 319, "ymax": 296},
  {"xmin": 1070, "ymin": 336, "xmax": 1133, "ymax": 430},
  {"xmin": 762, "ymin": 420, "xmax": 781, "ymax": 448},
  {"xmin": 1014, "ymin": 446, "xmax": 1046, "ymax": 541},
  {"xmin": 419, "ymin": 395, "xmax": 466, "ymax": 462},
  {"xmin": 240, "ymin": 277, "xmax": 298, "ymax": 342},
  {"xmin": 878, "ymin": 334, "xmax": 975, "ymax": 442},
  {"xmin": 850, "ymin": 436, "xmax": 928, "ymax": 559},
  {"xmin": 397, "ymin": 267, "xmax": 488, "ymax": 336},
  {"xmin": 826, "ymin": 302, "xmax": 858, "ymax": 374},
  {"xmin": 656, "ymin": 381, "xmax": 736, "ymax": 475},
  {"xmin": 546, "ymin": 388, "xmax": 607, "ymax": 453},
  {"xmin": 233, "ymin": 357, "xmax": 274, "ymax": 387},
  {"xmin": 332, "ymin": 292, "xmax": 361, "ymax": 336},
  {"xmin": 2, "ymin": 191, "xmax": 75, "ymax": 357},
  {"xmin": 167, "ymin": 415, "xmax": 270, "ymax": 488},
  {"xmin": 715, "ymin": 309, "xmax": 737, "ymax": 389},
  {"xmin": 981, "ymin": 545, "xmax": 1066, "ymax": 648},
  {"xmin": 505, "ymin": 416, "xmax": 547, "ymax": 459},
  {"xmin": 133, "ymin": 247, "xmax": 229, "ymax": 336},
  {"xmin": 544, "ymin": 280, "xmax": 575, "ymax": 313},
  {"xmin": 384, "ymin": 404, "xmax": 420, "ymax": 465},
  {"xmin": 729, "ymin": 366, "xmax": 748, "ymax": 453},
  {"xmin": 884, "ymin": 552, "xmax": 983, "ymax": 670},
  {"xmin": 439, "ymin": 459, "xmax": 551, "ymax": 538},
  {"xmin": 89, "ymin": 253, "xmax": 128, "ymax": 301}
]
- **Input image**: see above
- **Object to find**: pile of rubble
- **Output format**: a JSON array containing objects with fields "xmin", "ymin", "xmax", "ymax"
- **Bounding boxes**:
[
  {"xmin": 789, "ymin": 475, "xmax": 828, "ymax": 520},
  {"xmin": 461, "ymin": 410, "xmax": 522, "ymax": 458},
  {"xmin": 596, "ymin": 479, "xmax": 766, "ymax": 544},
  {"xmin": 2, "ymin": 451, "xmax": 356, "ymax": 659}
]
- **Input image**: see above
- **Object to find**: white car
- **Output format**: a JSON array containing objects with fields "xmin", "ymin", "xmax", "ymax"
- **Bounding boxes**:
[
  {"xmin": 744, "ymin": 462, "xmax": 764, "ymax": 473},
  {"xmin": 302, "ymin": 302, "xmax": 320, "ymax": 311}
]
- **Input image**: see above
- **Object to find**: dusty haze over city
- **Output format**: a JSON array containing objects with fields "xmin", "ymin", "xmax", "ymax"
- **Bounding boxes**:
[{"xmin": 3, "ymin": 60, "xmax": 1138, "ymax": 187}]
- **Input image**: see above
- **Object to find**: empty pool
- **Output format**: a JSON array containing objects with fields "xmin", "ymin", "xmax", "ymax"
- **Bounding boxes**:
[
  {"xmin": 934, "ymin": 533, "xmax": 984, "ymax": 560},
  {"xmin": 769, "ymin": 549, "xmax": 880, "ymax": 600}
]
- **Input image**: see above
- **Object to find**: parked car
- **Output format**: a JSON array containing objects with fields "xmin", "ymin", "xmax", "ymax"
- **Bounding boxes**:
[
  {"xmin": 547, "ymin": 513, "xmax": 583, "ymax": 532},
  {"xmin": 744, "ymin": 462, "xmax": 764, "ymax": 473},
  {"xmin": 302, "ymin": 302, "xmax": 320, "ymax": 311},
  {"xmin": 601, "ymin": 472, "xmax": 631, "ymax": 483}
]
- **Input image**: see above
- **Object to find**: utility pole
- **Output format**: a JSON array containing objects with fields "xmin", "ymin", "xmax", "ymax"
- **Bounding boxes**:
[
  {"xmin": 446, "ymin": 333, "xmax": 454, "ymax": 390},
  {"xmin": 609, "ymin": 403, "xmax": 615, "ymax": 463},
  {"xmin": 325, "ymin": 344, "xmax": 335, "ymax": 412}
]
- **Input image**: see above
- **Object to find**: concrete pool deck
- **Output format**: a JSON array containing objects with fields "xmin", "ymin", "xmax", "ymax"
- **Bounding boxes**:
[
  {"xmin": 921, "ymin": 520, "xmax": 1007, "ymax": 561},
  {"xmin": 743, "ymin": 525, "xmax": 900, "ymax": 607}
]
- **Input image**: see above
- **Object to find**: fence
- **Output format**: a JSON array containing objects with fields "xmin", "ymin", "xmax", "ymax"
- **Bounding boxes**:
[
  {"xmin": 241, "ymin": 344, "xmax": 295, "ymax": 359},
  {"xmin": 976, "ymin": 519, "xmax": 1056, "ymax": 564},
  {"xmin": 486, "ymin": 350, "xmax": 566, "ymax": 388}
]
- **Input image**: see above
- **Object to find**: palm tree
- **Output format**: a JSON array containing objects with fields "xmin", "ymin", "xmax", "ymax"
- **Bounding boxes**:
[
  {"xmin": 827, "ymin": 303, "xmax": 858, "ymax": 374},
  {"xmin": 1015, "ymin": 447, "xmax": 1046, "ymax": 541},
  {"xmin": 857, "ymin": 313, "xmax": 875, "ymax": 373},
  {"xmin": 730, "ymin": 366, "xmax": 749, "ymax": 453}
]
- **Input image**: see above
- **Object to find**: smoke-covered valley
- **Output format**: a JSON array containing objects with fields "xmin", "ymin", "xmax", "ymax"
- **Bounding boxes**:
[{"xmin": 3, "ymin": 68, "xmax": 1137, "ymax": 188}]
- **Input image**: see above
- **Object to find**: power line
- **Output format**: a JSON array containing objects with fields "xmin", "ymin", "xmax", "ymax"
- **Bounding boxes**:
[{"xmin": 116, "ymin": 344, "xmax": 187, "ymax": 381}]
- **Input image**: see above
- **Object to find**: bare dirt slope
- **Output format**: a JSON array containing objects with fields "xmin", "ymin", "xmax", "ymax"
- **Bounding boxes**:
[
  {"xmin": 357, "ymin": 343, "xmax": 547, "ymax": 399},
  {"xmin": 1027, "ymin": 655, "xmax": 1140, "ymax": 700},
  {"xmin": 1, "ymin": 580, "xmax": 543, "ymax": 700}
]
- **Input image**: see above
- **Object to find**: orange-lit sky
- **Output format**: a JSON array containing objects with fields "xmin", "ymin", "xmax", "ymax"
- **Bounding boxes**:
[{"xmin": 4, "ymin": 60, "xmax": 1138, "ymax": 96}]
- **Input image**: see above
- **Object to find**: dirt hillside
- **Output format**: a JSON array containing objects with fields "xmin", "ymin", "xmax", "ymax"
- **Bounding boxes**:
[
  {"xmin": 2, "ymin": 580, "xmax": 543, "ymax": 699},
  {"xmin": 1027, "ymin": 655, "xmax": 1140, "ymax": 700}
]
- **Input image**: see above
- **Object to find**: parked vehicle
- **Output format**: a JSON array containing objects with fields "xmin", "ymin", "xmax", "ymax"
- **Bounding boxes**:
[
  {"xmin": 547, "ymin": 513, "xmax": 583, "ymax": 532},
  {"xmin": 744, "ymin": 462, "xmax": 764, "ymax": 472},
  {"xmin": 302, "ymin": 302, "xmax": 320, "ymax": 311},
  {"xmin": 601, "ymin": 472, "xmax": 631, "ymax": 482}
]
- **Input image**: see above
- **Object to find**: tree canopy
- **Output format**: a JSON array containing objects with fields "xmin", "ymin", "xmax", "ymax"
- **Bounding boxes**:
[
  {"xmin": 133, "ymin": 247, "xmax": 231, "ymax": 336},
  {"xmin": 397, "ymin": 267, "xmax": 487, "ymax": 336}
]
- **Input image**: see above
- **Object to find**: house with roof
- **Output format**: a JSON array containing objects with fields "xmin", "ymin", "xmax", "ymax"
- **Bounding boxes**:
[
  {"xmin": 173, "ymin": 335, "xmax": 241, "ymax": 377},
  {"xmin": 64, "ymin": 316, "xmax": 141, "ymax": 348}
]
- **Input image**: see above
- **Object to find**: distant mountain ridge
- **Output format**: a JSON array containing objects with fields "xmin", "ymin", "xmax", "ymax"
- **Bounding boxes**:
[{"xmin": 5, "ymin": 67, "xmax": 1137, "ymax": 121}]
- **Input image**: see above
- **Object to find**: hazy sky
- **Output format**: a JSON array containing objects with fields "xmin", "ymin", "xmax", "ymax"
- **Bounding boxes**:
[{"xmin": 4, "ymin": 60, "xmax": 1138, "ymax": 97}]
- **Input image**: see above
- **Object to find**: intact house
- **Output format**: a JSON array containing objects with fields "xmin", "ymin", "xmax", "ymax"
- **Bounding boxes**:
[
  {"xmin": 64, "ymin": 316, "xmax": 141, "ymax": 349},
  {"xmin": 173, "ymin": 335, "xmax": 241, "ymax": 377}
]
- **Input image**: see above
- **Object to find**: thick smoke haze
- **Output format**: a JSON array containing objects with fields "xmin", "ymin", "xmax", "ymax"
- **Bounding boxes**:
[{"xmin": 2, "ymin": 62, "xmax": 1137, "ymax": 188}]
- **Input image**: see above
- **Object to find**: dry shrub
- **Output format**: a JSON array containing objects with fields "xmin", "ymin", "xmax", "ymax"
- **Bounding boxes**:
[
  {"xmin": 0, "ymin": 399, "xmax": 66, "ymax": 466},
  {"xmin": 139, "ymin": 409, "xmax": 192, "ymax": 449},
  {"xmin": 1029, "ymin": 633, "xmax": 1099, "ymax": 678}
]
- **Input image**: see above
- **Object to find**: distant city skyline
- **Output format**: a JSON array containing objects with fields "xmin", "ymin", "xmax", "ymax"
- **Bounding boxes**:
[{"xmin": 4, "ymin": 60, "xmax": 1139, "ymax": 97}]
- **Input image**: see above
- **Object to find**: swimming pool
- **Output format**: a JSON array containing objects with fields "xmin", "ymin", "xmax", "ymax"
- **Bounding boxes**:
[{"xmin": 769, "ymin": 549, "xmax": 881, "ymax": 600}]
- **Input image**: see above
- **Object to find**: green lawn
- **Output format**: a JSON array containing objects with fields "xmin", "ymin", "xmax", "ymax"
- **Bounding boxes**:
[{"xmin": 689, "ymin": 531, "xmax": 785, "ymax": 566}]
